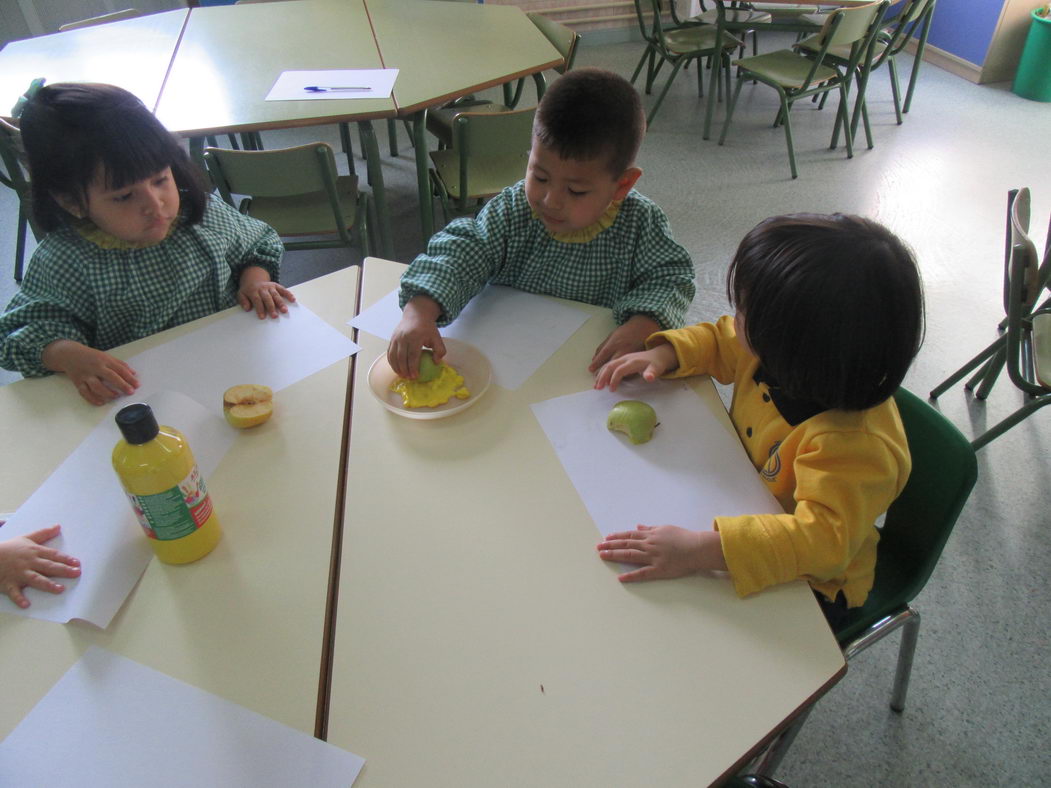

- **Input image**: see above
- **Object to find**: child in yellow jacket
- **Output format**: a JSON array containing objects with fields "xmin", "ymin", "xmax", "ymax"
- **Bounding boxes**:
[{"xmin": 593, "ymin": 213, "xmax": 924, "ymax": 624}]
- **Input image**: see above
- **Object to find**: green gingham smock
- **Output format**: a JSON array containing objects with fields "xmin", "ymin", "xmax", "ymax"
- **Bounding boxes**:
[
  {"xmin": 399, "ymin": 181, "xmax": 695, "ymax": 328},
  {"xmin": 0, "ymin": 194, "xmax": 283, "ymax": 377}
]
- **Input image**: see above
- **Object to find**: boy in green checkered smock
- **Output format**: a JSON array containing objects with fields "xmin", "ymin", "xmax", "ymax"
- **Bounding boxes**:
[
  {"xmin": 0, "ymin": 83, "xmax": 291, "ymax": 406},
  {"xmin": 387, "ymin": 68, "xmax": 695, "ymax": 380}
]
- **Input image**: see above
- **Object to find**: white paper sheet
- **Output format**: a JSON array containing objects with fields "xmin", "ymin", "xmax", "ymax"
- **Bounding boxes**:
[
  {"xmin": 0, "ymin": 391, "xmax": 235, "ymax": 627},
  {"xmin": 0, "ymin": 647, "xmax": 365, "ymax": 788},
  {"xmin": 349, "ymin": 286, "xmax": 590, "ymax": 389},
  {"xmin": 127, "ymin": 303, "xmax": 360, "ymax": 406},
  {"xmin": 265, "ymin": 69, "xmax": 399, "ymax": 101},
  {"xmin": 530, "ymin": 381, "xmax": 782, "ymax": 536}
]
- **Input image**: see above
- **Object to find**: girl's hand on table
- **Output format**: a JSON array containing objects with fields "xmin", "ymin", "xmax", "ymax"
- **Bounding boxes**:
[
  {"xmin": 593, "ymin": 343, "xmax": 678, "ymax": 392},
  {"xmin": 588, "ymin": 314, "xmax": 660, "ymax": 374},
  {"xmin": 0, "ymin": 525, "xmax": 81, "ymax": 608},
  {"xmin": 237, "ymin": 266, "xmax": 296, "ymax": 319},
  {"xmin": 42, "ymin": 340, "xmax": 139, "ymax": 405},
  {"xmin": 596, "ymin": 525, "xmax": 726, "ymax": 582}
]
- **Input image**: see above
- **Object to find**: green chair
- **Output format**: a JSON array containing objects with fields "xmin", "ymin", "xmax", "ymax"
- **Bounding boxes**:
[
  {"xmin": 0, "ymin": 118, "xmax": 41, "ymax": 284},
  {"xmin": 752, "ymin": 387, "xmax": 979, "ymax": 775},
  {"xmin": 428, "ymin": 107, "xmax": 534, "ymax": 226},
  {"xmin": 717, "ymin": 0, "xmax": 888, "ymax": 179},
  {"xmin": 930, "ymin": 188, "xmax": 1051, "ymax": 450},
  {"xmin": 203, "ymin": 142, "xmax": 371, "ymax": 259},
  {"xmin": 426, "ymin": 13, "xmax": 579, "ymax": 149},
  {"xmin": 668, "ymin": 1, "xmax": 773, "ymax": 61},
  {"xmin": 631, "ymin": 0, "xmax": 743, "ymax": 127},
  {"xmin": 803, "ymin": 0, "xmax": 938, "ymax": 145}
]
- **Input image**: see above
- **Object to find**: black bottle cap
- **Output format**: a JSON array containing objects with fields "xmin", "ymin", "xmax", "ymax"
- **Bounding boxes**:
[{"xmin": 115, "ymin": 403, "xmax": 160, "ymax": 445}]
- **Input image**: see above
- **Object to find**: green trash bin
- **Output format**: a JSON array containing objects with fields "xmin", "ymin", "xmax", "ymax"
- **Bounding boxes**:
[{"xmin": 1013, "ymin": 8, "xmax": 1051, "ymax": 102}]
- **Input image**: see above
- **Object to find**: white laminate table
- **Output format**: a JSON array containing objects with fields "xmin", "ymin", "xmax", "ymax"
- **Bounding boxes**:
[
  {"xmin": 0, "ymin": 267, "xmax": 360, "ymax": 741},
  {"xmin": 324, "ymin": 257, "xmax": 846, "ymax": 786}
]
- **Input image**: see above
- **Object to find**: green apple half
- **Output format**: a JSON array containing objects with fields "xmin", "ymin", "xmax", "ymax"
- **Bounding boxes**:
[
  {"xmin": 417, "ymin": 349, "xmax": 442, "ymax": 383},
  {"xmin": 607, "ymin": 400, "xmax": 658, "ymax": 445}
]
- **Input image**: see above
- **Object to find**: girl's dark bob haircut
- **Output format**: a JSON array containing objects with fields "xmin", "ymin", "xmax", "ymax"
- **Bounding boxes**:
[
  {"xmin": 19, "ymin": 82, "xmax": 208, "ymax": 233},
  {"xmin": 728, "ymin": 213, "xmax": 924, "ymax": 411}
]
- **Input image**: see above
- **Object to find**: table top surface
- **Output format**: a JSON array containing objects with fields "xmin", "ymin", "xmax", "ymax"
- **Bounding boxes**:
[
  {"xmin": 367, "ymin": 0, "xmax": 563, "ymax": 115},
  {"xmin": 324, "ymin": 258, "xmax": 846, "ymax": 786},
  {"xmin": 155, "ymin": 0, "xmax": 395, "ymax": 137},
  {"xmin": 0, "ymin": 268, "xmax": 360, "ymax": 741},
  {"xmin": 0, "ymin": 9, "xmax": 188, "ymax": 114}
]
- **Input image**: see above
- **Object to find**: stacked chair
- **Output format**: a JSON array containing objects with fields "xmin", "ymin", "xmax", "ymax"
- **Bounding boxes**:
[
  {"xmin": 930, "ymin": 188, "xmax": 1051, "ymax": 449},
  {"xmin": 0, "ymin": 118, "xmax": 39, "ymax": 283}
]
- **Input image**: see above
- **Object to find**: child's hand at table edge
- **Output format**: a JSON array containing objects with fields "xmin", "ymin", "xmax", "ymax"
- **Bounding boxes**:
[
  {"xmin": 593, "ymin": 342, "xmax": 678, "ymax": 392},
  {"xmin": 387, "ymin": 295, "xmax": 446, "ymax": 379},
  {"xmin": 588, "ymin": 314, "xmax": 661, "ymax": 374},
  {"xmin": 42, "ymin": 339, "xmax": 139, "ymax": 406},
  {"xmin": 597, "ymin": 525, "xmax": 726, "ymax": 582},
  {"xmin": 0, "ymin": 525, "xmax": 81, "ymax": 608},
  {"xmin": 237, "ymin": 265, "xmax": 296, "ymax": 319}
]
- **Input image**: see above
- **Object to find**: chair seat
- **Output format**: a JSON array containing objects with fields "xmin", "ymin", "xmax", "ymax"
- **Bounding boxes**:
[
  {"xmin": 734, "ymin": 48, "xmax": 840, "ymax": 88},
  {"xmin": 430, "ymin": 148, "xmax": 528, "ymax": 201},
  {"xmin": 664, "ymin": 25, "xmax": 743, "ymax": 54},
  {"xmin": 243, "ymin": 174, "xmax": 360, "ymax": 236},
  {"xmin": 1034, "ymin": 311, "xmax": 1051, "ymax": 388}
]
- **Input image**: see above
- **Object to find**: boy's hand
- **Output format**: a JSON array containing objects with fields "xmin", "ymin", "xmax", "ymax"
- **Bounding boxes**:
[
  {"xmin": 42, "ymin": 339, "xmax": 139, "ymax": 405},
  {"xmin": 593, "ymin": 343, "xmax": 678, "ymax": 392},
  {"xmin": 588, "ymin": 314, "xmax": 661, "ymax": 373},
  {"xmin": 237, "ymin": 266, "xmax": 296, "ymax": 319},
  {"xmin": 0, "ymin": 525, "xmax": 81, "ymax": 608},
  {"xmin": 387, "ymin": 296, "xmax": 445, "ymax": 379},
  {"xmin": 596, "ymin": 525, "xmax": 726, "ymax": 583}
]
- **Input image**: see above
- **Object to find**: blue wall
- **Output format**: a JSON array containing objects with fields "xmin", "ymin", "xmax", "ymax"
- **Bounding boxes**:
[{"xmin": 924, "ymin": 0, "xmax": 1004, "ymax": 65}]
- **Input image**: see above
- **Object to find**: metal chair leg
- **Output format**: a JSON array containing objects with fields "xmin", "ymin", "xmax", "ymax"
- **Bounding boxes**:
[
  {"xmin": 890, "ymin": 610, "xmax": 920, "ymax": 712},
  {"xmin": 751, "ymin": 705, "xmax": 813, "ymax": 777}
]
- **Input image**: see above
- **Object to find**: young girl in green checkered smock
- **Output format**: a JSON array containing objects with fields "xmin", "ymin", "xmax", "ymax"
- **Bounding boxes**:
[
  {"xmin": 387, "ymin": 68, "xmax": 695, "ymax": 380},
  {"xmin": 0, "ymin": 83, "xmax": 292, "ymax": 406}
]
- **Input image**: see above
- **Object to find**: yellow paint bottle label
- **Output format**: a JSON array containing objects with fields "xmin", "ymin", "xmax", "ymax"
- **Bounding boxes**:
[{"xmin": 125, "ymin": 464, "xmax": 214, "ymax": 542}]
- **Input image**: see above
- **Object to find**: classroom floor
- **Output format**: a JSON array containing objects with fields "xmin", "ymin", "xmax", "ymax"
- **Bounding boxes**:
[{"xmin": 2, "ymin": 33, "xmax": 1049, "ymax": 787}]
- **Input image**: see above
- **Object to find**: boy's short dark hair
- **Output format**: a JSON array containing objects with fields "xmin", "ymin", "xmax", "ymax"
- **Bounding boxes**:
[
  {"xmin": 20, "ymin": 82, "xmax": 208, "ymax": 232},
  {"xmin": 533, "ymin": 67, "xmax": 645, "ymax": 177},
  {"xmin": 728, "ymin": 213, "xmax": 924, "ymax": 411}
]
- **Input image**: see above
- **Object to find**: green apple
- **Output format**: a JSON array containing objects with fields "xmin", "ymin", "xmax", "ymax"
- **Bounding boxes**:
[
  {"xmin": 607, "ymin": 400, "xmax": 658, "ymax": 445},
  {"xmin": 417, "ymin": 349, "xmax": 442, "ymax": 383}
]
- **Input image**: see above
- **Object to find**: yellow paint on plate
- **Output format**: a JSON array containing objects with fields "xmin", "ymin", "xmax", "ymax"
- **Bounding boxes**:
[{"xmin": 391, "ymin": 363, "xmax": 471, "ymax": 408}]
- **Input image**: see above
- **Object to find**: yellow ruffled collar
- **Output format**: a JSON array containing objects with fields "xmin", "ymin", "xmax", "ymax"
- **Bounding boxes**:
[
  {"xmin": 71, "ymin": 216, "xmax": 177, "ymax": 250},
  {"xmin": 539, "ymin": 199, "xmax": 622, "ymax": 244}
]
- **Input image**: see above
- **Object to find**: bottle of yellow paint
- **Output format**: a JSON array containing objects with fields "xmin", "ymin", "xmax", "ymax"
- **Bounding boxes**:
[{"xmin": 112, "ymin": 403, "xmax": 221, "ymax": 564}]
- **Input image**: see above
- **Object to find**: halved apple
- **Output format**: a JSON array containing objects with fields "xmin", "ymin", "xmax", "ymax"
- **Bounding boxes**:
[
  {"xmin": 223, "ymin": 384, "xmax": 274, "ymax": 429},
  {"xmin": 607, "ymin": 400, "xmax": 658, "ymax": 445}
]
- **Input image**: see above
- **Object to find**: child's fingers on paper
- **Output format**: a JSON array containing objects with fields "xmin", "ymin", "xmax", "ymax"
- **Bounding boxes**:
[
  {"xmin": 23, "ymin": 571, "xmax": 66, "ymax": 595},
  {"xmin": 4, "ymin": 584, "xmax": 30, "ymax": 608},
  {"xmin": 24, "ymin": 525, "xmax": 63, "ymax": 545},
  {"xmin": 32, "ymin": 555, "xmax": 81, "ymax": 578}
]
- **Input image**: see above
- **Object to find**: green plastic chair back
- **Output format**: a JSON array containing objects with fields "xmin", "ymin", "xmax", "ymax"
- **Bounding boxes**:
[
  {"xmin": 527, "ymin": 12, "xmax": 580, "ymax": 73},
  {"xmin": 0, "ymin": 118, "xmax": 41, "ymax": 283},
  {"xmin": 203, "ymin": 142, "xmax": 369, "ymax": 256},
  {"xmin": 834, "ymin": 388, "xmax": 978, "ymax": 645},
  {"xmin": 428, "ymin": 107, "xmax": 534, "ymax": 218}
]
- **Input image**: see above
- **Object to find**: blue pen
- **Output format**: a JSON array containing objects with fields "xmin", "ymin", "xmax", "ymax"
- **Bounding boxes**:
[{"xmin": 304, "ymin": 85, "xmax": 370, "ymax": 92}]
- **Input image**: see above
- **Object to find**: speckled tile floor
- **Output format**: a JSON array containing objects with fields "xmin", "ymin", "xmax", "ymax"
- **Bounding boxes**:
[{"xmin": 1, "ymin": 32, "xmax": 1048, "ymax": 787}]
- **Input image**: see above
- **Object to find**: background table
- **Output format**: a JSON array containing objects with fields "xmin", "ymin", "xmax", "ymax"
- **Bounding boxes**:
[
  {"xmin": 0, "ymin": 268, "xmax": 360, "ymax": 740},
  {"xmin": 0, "ymin": 9, "xmax": 188, "ymax": 112},
  {"xmin": 324, "ymin": 257, "xmax": 846, "ymax": 786}
]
